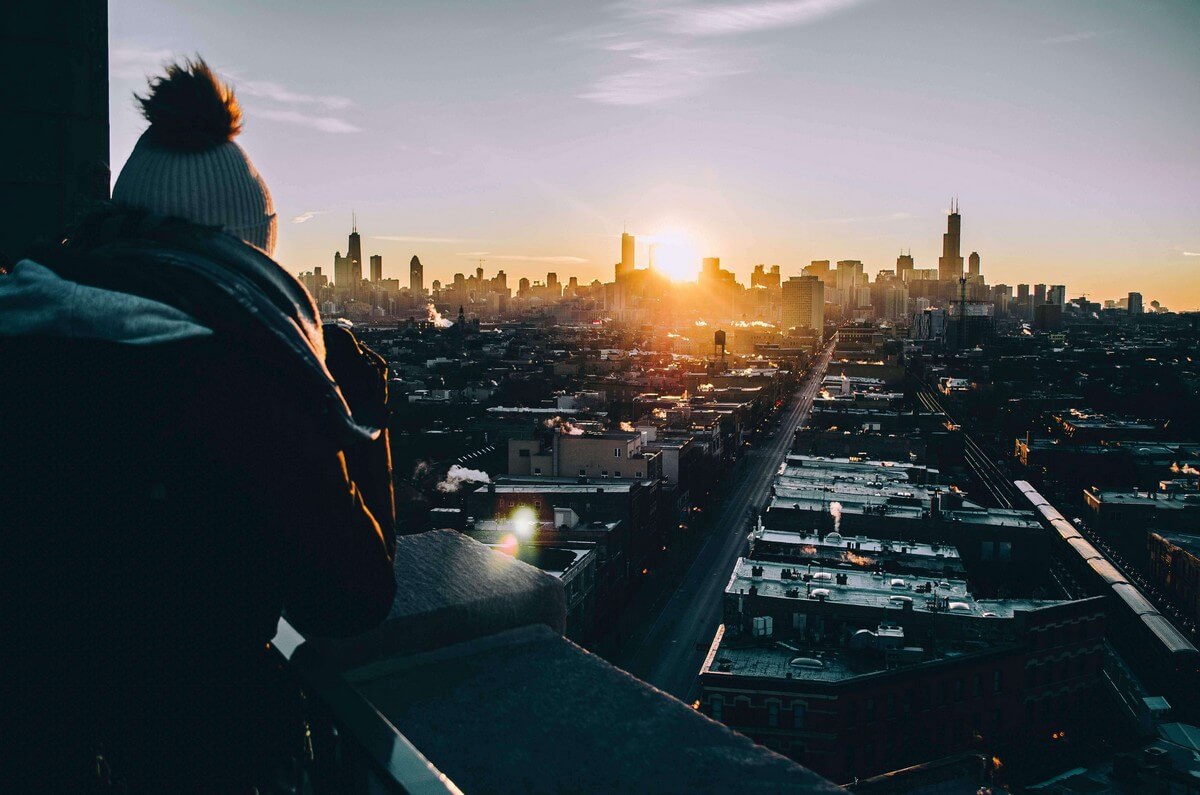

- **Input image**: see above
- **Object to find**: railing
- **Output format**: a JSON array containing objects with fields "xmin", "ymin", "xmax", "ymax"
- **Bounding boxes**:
[{"xmin": 270, "ymin": 618, "xmax": 462, "ymax": 795}]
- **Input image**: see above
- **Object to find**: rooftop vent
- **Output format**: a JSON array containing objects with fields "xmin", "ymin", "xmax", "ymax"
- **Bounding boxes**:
[{"xmin": 789, "ymin": 657, "xmax": 825, "ymax": 669}]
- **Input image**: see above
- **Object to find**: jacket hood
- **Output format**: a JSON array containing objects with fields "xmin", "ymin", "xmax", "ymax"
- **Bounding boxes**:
[{"xmin": 0, "ymin": 259, "xmax": 213, "ymax": 345}]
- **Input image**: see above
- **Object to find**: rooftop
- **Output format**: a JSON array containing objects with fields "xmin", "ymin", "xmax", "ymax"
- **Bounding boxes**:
[
  {"xmin": 726, "ymin": 558, "xmax": 1061, "ymax": 618},
  {"xmin": 755, "ymin": 529, "xmax": 962, "ymax": 563},
  {"xmin": 701, "ymin": 625, "xmax": 993, "ymax": 685}
]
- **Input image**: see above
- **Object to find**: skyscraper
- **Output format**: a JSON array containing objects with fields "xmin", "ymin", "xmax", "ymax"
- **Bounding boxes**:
[
  {"xmin": 782, "ymin": 275, "xmax": 824, "ymax": 335},
  {"xmin": 968, "ymin": 251, "xmax": 980, "ymax": 278},
  {"xmin": 1128, "ymin": 292, "xmax": 1143, "ymax": 315},
  {"xmin": 616, "ymin": 231, "xmax": 635, "ymax": 280},
  {"xmin": 938, "ymin": 199, "xmax": 964, "ymax": 281},
  {"xmin": 1048, "ymin": 284, "xmax": 1066, "ymax": 307},
  {"xmin": 410, "ymin": 255, "xmax": 424, "ymax": 294},
  {"xmin": 1034, "ymin": 284, "xmax": 1047, "ymax": 306},
  {"xmin": 370, "ymin": 254, "xmax": 382, "ymax": 283},
  {"xmin": 347, "ymin": 216, "xmax": 363, "ymax": 287},
  {"xmin": 896, "ymin": 251, "xmax": 914, "ymax": 281},
  {"xmin": 804, "ymin": 260, "xmax": 831, "ymax": 283},
  {"xmin": 333, "ymin": 249, "xmax": 352, "ymax": 290},
  {"xmin": 835, "ymin": 260, "xmax": 864, "ymax": 292}
]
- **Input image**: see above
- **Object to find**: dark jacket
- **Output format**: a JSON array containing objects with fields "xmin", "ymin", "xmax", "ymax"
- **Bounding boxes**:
[{"xmin": 0, "ymin": 209, "xmax": 397, "ymax": 786}]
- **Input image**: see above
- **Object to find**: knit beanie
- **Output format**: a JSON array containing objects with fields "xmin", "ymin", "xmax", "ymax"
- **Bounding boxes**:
[{"xmin": 112, "ymin": 59, "xmax": 277, "ymax": 255}]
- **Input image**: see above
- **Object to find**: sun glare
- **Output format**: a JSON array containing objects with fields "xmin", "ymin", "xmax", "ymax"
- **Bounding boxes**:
[{"xmin": 648, "ymin": 228, "xmax": 701, "ymax": 282}]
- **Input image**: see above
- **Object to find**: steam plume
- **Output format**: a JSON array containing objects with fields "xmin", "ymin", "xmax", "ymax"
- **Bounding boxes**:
[
  {"xmin": 436, "ymin": 464, "xmax": 490, "ymax": 492},
  {"xmin": 426, "ymin": 303, "xmax": 454, "ymax": 328}
]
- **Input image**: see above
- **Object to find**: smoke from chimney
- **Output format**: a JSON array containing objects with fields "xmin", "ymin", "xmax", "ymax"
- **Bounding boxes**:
[
  {"xmin": 544, "ymin": 416, "xmax": 584, "ymax": 435},
  {"xmin": 436, "ymin": 464, "xmax": 490, "ymax": 492},
  {"xmin": 426, "ymin": 303, "xmax": 454, "ymax": 328}
]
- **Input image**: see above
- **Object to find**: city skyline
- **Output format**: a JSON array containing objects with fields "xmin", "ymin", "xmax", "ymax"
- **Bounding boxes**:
[{"xmin": 108, "ymin": 0, "xmax": 1200, "ymax": 306}]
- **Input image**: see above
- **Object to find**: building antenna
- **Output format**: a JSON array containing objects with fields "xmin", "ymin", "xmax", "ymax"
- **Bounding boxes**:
[{"xmin": 352, "ymin": 209, "xmax": 357, "ymax": 233}]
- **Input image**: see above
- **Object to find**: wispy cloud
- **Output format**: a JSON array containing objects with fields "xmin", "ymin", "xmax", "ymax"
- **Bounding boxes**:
[
  {"xmin": 575, "ymin": 0, "xmax": 871, "ymax": 105},
  {"xmin": 374, "ymin": 235, "xmax": 475, "ymax": 244},
  {"xmin": 256, "ymin": 108, "xmax": 360, "ymax": 134},
  {"xmin": 1183, "ymin": 251, "xmax": 1200, "ymax": 257},
  {"xmin": 110, "ymin": 44, "xmax": 175, "ymax": 80},
  {"xmin": 457, "ymin": 252, "xmax": 588, "ymax": 264},
  {"xmin": 1041, "ymin": 30, "xmax": 1098, "ymax": 45},
  {"xmin": 659, "ymin": 0, "xmax": 872, "ymax": 37},
  {"xmin": 238, "ymin": 80, "xmax": 353, "ymax": 111},
  {"xmin": 291, "ymin": 210, "xmax": 324, "ymax": 224}
]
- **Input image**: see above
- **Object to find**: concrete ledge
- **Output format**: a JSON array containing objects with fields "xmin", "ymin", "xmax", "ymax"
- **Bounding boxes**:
[
  {"xmin": 346, "ymin": 625, "xmax": 840, "ymax": 794},
  {"xmin": 311, "ymin": 530, "xmax": 566, "ymax": 668}
]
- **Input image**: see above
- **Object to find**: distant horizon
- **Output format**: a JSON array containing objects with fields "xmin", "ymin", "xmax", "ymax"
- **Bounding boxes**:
[{"xmin": 110, "ymin": 0, "xmax": 1200, "ymax": 309}]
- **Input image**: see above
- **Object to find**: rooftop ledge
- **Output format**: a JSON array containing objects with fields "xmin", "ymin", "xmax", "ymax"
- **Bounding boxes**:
[{"xmin": 283, "ymin": 529, "xmax": 837, "ymax": 793}]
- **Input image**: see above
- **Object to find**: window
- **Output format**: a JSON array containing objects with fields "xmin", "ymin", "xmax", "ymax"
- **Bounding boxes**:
[
  {"xmin": 767, "ymin": 701, "xmax": 779, "ymax": 728},
  {"xmin": 993, "ymin": 670, "xmax": 1003, "ymax": 693},
  {"xmin": 601, "ymin": 470, "xmax": 608, "ymax": 477},
  {"xmin": 846, "ymin": 702, "xmax": 857, "ymax": 727},
  {"xmin": 518, "ymin": 448, "xmax": 531, "ymax": 457},
  {"xmin": 533, "ymin": 467, "xmax": 541, "ymax": 475},
  {"xmin": 614, "ymin": 470, "xmax": 621, "ymax": 477},
  {"xmin": 614, "ymin": 447, "xmax": 622, "ymax": 458},
  {"xmin": 579, "ymin": 469, "xmax": 586, "ymax": 476},
  {"xmin": 980, "ymin": 541, "xmax": 994, "ymax": 560},
  {"xmin": 998, "ymin": 541, "xmax": 1012, "ymax": 561},
  {"xmin": 792, "ymin": 702, "xmax": 807, "ymax": 730},
  {"xmin": 711, "ymin": 695, "xmax": 723, "ymax": 721}
]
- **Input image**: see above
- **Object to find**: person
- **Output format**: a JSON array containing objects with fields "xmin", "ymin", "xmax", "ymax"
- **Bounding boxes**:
[{"xmin": 0, "ymin": 59, "xmax": 397, "ymax": 790}]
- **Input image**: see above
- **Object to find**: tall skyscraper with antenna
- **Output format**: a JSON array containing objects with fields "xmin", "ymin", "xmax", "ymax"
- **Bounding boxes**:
[
  {"xmin": 347, "ymin": 212, "xmax": 363, "ymax": 287},
  {"xmin": 938, "ymin": 199, "xmax": 964, "ymax": 282}
]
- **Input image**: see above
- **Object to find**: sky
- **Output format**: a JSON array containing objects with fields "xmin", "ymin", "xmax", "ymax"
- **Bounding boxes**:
[{"xmin": 111, "ymin": 0, "xmax": 1200, "ymax": 308}]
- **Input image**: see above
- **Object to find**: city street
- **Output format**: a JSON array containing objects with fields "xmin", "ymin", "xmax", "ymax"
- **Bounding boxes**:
[{"xmin": 619, "ymin": 341, "xmax": 834, "ymax": 701}]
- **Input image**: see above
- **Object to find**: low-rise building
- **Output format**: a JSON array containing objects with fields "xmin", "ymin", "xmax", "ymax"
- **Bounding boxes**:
[{"xmin": 699, "ymin": 557, "xmax": 1107, "ymax": 783}]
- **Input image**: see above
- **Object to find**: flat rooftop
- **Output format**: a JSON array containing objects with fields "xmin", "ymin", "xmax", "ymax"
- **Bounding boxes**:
[
  {"xmin": 1090, "ymin": 490, "xmax": 1198, "ymax": 509},
  {"xmin": 701, "ymin": 625, "xmax": 997, "ymax": 685},
  {"xmin": 727, "ymin": 558, "xmax": 1061, "ymax": 618},
  {"xmin": 756, "ymin": 529, "xmax": 962, "ymax": 562}
]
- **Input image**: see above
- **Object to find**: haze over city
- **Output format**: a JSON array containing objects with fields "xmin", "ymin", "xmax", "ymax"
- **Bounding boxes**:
[{"xmin": 109, "ymin": 0, "xmax": 1200, "ymax": 308}]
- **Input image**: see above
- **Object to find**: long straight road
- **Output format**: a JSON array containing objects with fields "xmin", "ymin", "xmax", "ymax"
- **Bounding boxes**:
[{"xmin": 620, "ymin": 341, "xmax": 834, "ymax": 701}]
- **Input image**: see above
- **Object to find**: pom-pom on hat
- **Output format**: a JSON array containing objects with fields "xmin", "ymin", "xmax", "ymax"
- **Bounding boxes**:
[{"xmin": 112, "ymin": 58, "xmax": 277, "ymax": 255}]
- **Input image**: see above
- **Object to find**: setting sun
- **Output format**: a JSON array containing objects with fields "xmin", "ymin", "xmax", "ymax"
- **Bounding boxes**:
[{"xmin": 647, "ymin": 228, "xmax": 701, "ymax": 282}]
